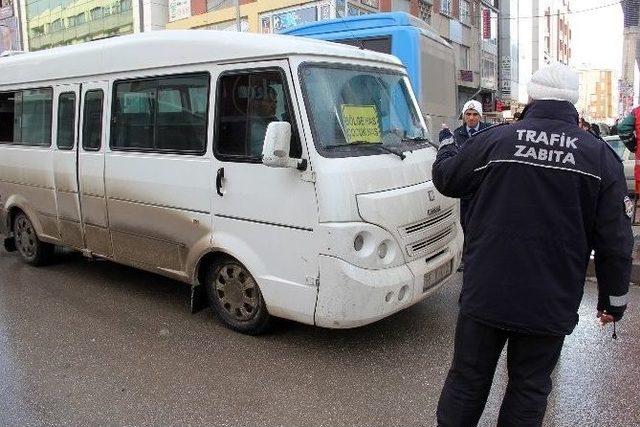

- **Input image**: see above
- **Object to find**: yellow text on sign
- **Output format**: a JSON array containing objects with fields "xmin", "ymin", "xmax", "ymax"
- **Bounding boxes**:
[{"xmin": 341, "ymin": 104, "xmax": 381, "ymax": 144}]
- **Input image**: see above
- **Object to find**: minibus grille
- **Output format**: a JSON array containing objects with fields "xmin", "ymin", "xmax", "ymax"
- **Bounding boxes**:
[
  {"xmin": 402, "ymin": 207, "xmax": 454, "ymax": 236},
  {"xmin": 406, "ymin": 225, "xmax": 455, "ymax": 258}
]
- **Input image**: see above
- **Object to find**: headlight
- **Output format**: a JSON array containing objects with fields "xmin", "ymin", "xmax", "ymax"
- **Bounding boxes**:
[{"xmin": 321, "ymin": 223, "xmax": 403, "ymax": 269}]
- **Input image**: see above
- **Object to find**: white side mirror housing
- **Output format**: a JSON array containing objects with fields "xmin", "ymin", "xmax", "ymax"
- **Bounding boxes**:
[{"xmin": 262, "ymin": 122, "xmax": 298, "ymax": 168}]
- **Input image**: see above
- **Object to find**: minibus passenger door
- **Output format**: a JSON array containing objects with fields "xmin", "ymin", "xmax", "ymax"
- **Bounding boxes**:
[
  {"xmin": 78, "ymin": 81, "xmax": 113, "ymax": 257},
  {"xmin": 52, "ymin": 84, "xmax": 84, "ymax": 249},
  {"xmin": 210, "ymin": 62, "xmax": 319, "ymax": 325}
]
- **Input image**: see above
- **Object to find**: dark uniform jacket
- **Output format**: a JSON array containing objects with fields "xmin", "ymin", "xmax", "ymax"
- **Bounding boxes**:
[
  {"xmin": 453, "ymin": 122, "xmax": 492, "ymax": 227},
  {"xmin": 453, "ymin": 122, "xmax": 492, "ymax": 145},
  {"xmin": 433, "ymin": 100, "xmax": 632, "ymax": 335}
]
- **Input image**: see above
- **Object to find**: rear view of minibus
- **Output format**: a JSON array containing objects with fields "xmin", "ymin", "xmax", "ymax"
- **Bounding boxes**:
[{"xmin": 263, "ymin": 41, "xmax": 463, "ymax": 329}]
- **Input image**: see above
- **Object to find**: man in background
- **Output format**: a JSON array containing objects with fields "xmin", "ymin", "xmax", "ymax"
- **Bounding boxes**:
[{"xmin": 452, "ymin": 100, "xmax": 491, "ymax": 271}]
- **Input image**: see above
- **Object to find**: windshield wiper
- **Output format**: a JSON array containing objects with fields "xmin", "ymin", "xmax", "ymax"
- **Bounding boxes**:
[
  {"xmin": 325, "ymin": 142, "xmax": 406, "ymax": 160},
  {"xmin": 403, "ymin": 136, "xmax": 438, "ymax": 149}
]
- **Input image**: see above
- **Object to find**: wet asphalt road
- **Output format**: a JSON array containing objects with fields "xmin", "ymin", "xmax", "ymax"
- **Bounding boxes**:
[{"xmin": 0, "ymin": 248, "xmax": 639, "ymax": 427}]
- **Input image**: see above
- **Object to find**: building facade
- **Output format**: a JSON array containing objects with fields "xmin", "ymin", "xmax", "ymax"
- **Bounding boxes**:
[
  {"xmin": 0, "ymin": 0, "xmax": 23, "ymax": 53},
  {"xmin": 166, "ymin": 0, "xmax": 380, "ymax": 34},
  {"xmin": 577, "ymin": 69, "xmax": 615, "ymax": 121},
  {"xmin": 167, "ymin": 0, "xmax": 499, "ymax": 114},
  {"xmin": 497, "ymin": 0, "xmax": 572, "ymax": 113},
  {"xmin": 4, "ymin": 0, "xmax": 169, "ymax": 52}
]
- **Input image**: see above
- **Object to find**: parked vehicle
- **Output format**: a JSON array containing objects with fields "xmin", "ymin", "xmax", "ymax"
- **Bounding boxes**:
[
  {"xmin": 0, "ymin": 30, "xmax": 462, "ymax": 334},
  {"xmin": 283, "ymin": 12, "xmax": 458, "ymax": 143},
  {"xmin": 604, "ymin": 135, "xmax": 634, "ymax": 194}
]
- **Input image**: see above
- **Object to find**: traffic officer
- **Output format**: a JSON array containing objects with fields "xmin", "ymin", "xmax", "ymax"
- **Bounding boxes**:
[
  {"xmin": 432, "ymin": 63, "xmax": 632, "ymax": 426},
  {"xmin": 452, "ymin": 100, "xmax": 491, "ymax": 271}
]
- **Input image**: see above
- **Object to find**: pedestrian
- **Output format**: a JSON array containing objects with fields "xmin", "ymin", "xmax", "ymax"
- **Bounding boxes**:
[
  {"xmin": 432, "ymin": 63, "xmax": 632, "ymax": 426},
  {"xmin": 590, "ymin": 123, "xmax": 601, "ymax": 137},
  {"xmin": 617, "ymin": 107, "xmax": 640, "ymax": 199},
  {"xmin": 579, "ymin": 117, "xmax": 591, "ymax": 132},
  {"xmin": 451, "ymin": 100, "xmax": 491, "ymax": 271}
]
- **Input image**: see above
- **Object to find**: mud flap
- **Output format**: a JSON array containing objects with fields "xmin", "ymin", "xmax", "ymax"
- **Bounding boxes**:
[
  {"xmin": 190, "ymin": 283, "xmax": 209, "ymax": 314},
  {"xmin": 3, "ymin": 236, "xmax": 16, "ymax": 252}
]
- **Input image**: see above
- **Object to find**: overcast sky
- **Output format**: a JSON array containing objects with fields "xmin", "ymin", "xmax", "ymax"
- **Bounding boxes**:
[{"xmin": 569, "ymin": 0, "xmax": 624, "ymax": 73}]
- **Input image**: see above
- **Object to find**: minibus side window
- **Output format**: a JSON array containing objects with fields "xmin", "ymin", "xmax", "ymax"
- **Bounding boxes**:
[
  {"xmin": 57, "ymin": 92, "xmax": 76, "ymax": 150},
  {"xmin": 82, "ymin": 90, "xmax": 104, "ymax": 151},
  {"xmin": 0, "ymin": 88, "xmax": 53, "ymax": 147},
  {"xmin": 111, "ymin": 73, "xmax": 209, "ymax": 154},
  {"xmin": 215, "ymin": 69, "xmax": 301, "ymax": 161},
  {"xmin": 0, "ymin": 92, "xmax": 19, "ymax": 143}
]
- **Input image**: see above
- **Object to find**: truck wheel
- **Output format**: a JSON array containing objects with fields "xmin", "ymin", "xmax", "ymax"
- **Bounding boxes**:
[
  {"xmin": 205, "ymin": 257, "xmax": 270, "ymax": 335},
  {"xmin": 13, "ymin": 212, "xmax": 54, "ymax": 266}
]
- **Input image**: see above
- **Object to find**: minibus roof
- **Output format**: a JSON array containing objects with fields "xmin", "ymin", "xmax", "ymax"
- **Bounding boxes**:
[{"xmin": 0, "ymin": 30, "xmax": 403, "ymax": 86}]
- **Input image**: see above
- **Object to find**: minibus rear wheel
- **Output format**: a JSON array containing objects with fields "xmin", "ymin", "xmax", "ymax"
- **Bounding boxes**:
[
  {"xmin": 205, "ymin": 257, "xmax": 270, "ymax": 335},
  {"xmin": 13, "ymin": 212, "xmax": 54, "ymax": 266}
]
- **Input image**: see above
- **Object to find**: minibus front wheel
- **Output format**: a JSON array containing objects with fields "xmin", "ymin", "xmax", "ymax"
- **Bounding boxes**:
[
  {"xmin": 204, "ymin": 256, "xmax": 270, "ymax": 335},
  {"xmin": 12, "ymin": 211, "xmax": 54, "ymax": 266}
]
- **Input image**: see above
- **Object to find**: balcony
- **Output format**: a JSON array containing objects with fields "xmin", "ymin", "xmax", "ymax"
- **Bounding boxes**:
[{"xmin": 29, "ymin": 12, "xmax": 133, "ymax": 51}]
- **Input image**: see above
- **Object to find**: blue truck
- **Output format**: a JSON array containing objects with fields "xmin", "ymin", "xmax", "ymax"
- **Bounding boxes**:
[{"xmin": 283, "ymin": 12, "xmax": 458, "ymax": 140}]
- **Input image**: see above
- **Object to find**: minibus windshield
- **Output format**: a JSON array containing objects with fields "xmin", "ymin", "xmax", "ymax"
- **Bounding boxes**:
[{"xmin": 300, "ymin": 64, "xmax": 431, "ymax": 158}]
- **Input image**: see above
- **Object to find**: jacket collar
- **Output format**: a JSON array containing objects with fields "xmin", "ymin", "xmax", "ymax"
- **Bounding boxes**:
[{"xmin": 519, "ymin": 100, "xmax": 579, "ymax": 125}]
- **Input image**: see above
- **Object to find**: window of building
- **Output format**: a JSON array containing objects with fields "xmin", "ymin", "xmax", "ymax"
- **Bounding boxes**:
[
  {"xmin": 419, "ymin": 1, "xmax": 432, "ymax": 24},
  {"xmin": 215, "ymin": 69, "xmax": 301, "ymax": 161},
  {"xmin": 111, "ymin": 73, "xmax": 209, "ymax": 154},
  {"xmin": 50, "ymin": 18, "xmax": 64, "ymax": 32},
  {"xmin": 458, "ymin": 44, "xmax": 469, "ymax": 70},
  {"xmin": 440, "ymin": 0, "xmax": 452, "ymax": 16},
  {"xmin": 90, "ymin": 7, "xmax": 104, "ymax": 20},
  {"xmin": 82, "ymin": 90, "xmax": 103, "ymax": 151},
  {"xmin": 206, "ymin": 0, "xmax": 234, "ymax": 12},
  {"xmin": 460, "ymin": 0, "xmax": 471, "ymax": 25},
  {"xmin": 57, "ymin": 92, "xmax": 76, "ymax": 150},
  {"xmin": 31, "ymin": 26, "xmax": 45, "ymax": 37}
]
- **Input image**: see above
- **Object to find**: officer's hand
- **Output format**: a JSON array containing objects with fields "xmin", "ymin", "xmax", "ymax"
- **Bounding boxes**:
[
  {"xmin": 597, "ymin": 311, "xmax": 615, "ymax": 325},
  {"xmin": 439, "ymin": 124, "xmax": 453, "ymax": 143}
]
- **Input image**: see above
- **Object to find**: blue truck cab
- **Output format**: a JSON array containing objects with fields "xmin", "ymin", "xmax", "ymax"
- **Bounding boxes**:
[{"xmin": 283, "ymin": 12, "xmax": 457, "ymax": 140}]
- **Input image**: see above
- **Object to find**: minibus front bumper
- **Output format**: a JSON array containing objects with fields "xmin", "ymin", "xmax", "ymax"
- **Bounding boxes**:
[{"xmin": 314, "ymin": 232, "xmax": 463, "ymax": 328}]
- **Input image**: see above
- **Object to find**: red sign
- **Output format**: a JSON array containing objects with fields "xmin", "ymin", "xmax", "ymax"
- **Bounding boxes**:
[
  {"xmin": 460, "ymin": 70, "xmax": 473, "ymax": 82},
  {"xmin": 482, "ymin": 9, "xmax": 490, "ymax": 39}
]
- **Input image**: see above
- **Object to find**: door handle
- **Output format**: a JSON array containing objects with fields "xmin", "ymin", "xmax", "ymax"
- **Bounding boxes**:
[{"xmin": 216, "ymin": 167, "xmax": 225, "ymax": 197}]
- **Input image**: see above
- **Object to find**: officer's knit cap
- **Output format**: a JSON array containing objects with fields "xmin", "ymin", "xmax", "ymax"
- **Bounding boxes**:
[
  {"xmin": 461, "ymin": 100, "xmax": 483, "ymax": 117},
  {"xmin": 527, "ymin": 63, "xmax": 579, "ymax": 104}
]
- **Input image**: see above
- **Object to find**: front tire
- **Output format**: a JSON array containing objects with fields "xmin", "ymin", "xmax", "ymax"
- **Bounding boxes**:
[
  {"xmin": 205, "ymin": 257, "xmax": 270, "ymax": 335},
  {"xmin": 13, "ymin": 212, "xmax": 54, "ymax": 266}
]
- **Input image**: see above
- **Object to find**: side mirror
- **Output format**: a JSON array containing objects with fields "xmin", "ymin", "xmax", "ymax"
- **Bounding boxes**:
[{"xmin": 262, "ymin": 122, "xmax": 298, "ymax": 168}]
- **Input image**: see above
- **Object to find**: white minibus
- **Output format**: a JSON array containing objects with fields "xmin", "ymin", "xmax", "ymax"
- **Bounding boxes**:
[{"xmin": 0, "ymin": 31, "xmax": 462, "ymax": 334}]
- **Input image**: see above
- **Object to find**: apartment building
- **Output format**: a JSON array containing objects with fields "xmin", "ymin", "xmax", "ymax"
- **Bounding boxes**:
[
  {"xmin": 5, "ymin": 0, "xmax": 168, "ymax": 52},
  {"xmin": 578, "ymin": 69, "xmax": 615, "ymax": 121}
]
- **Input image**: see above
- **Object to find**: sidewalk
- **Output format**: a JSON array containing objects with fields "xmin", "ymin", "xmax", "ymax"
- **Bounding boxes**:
[{"xmin": 586, "ymin": 225, "xmax": 640, "ymax": 285}]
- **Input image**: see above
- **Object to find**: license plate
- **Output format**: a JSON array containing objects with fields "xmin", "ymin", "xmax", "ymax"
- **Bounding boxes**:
[{"xmin": 423, "ymin": 260, "xmax": 453, "ymax": 292}]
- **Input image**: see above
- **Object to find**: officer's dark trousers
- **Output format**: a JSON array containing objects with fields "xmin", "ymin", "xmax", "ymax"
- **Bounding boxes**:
[{"xmin": 437, "ymin": 313, "xmax": 565, "ymax": 427}]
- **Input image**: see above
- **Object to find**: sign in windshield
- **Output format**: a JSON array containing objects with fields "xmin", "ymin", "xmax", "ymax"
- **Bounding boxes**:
[{"xmin": 341, "ymin": 104, "xmax": 381, "ymax": 144}]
